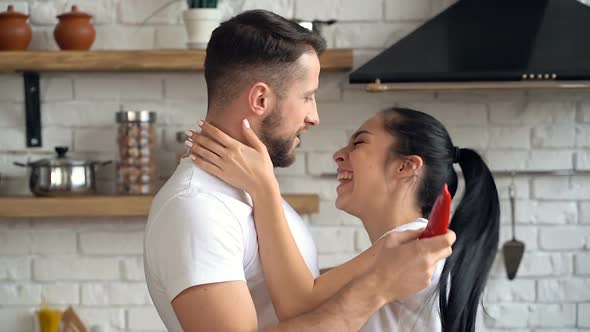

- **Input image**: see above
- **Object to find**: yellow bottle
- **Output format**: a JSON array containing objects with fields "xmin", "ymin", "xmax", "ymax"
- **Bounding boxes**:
[{"xmin": 37, "ymin": 304, "xmax": 63, "ymax": 332}]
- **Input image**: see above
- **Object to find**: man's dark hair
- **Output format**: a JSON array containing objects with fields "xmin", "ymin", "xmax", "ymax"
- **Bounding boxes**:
[{"xmin": 204, "ymin": 9, "xmax": 326, "ymax": 110}]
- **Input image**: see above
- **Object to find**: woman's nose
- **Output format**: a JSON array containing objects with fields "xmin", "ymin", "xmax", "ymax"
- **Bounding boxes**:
[{"xmin": 333, "ymin": 147, "xmax": 346, "ymax": 162}]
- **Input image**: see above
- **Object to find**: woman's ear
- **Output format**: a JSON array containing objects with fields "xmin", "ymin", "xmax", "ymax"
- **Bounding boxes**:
[
  {"xmin": 248, "ymin": 82, "xmax": 272, "ymax": 117},
  {"xmin": 396, "ymin": 155, "xmax": 424, "ymax": 178}
]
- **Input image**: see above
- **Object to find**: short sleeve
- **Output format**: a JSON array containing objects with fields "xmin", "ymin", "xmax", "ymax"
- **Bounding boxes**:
[{"xmin": 146, "ymin": 192, "xmax": 246, "ymax": 302}]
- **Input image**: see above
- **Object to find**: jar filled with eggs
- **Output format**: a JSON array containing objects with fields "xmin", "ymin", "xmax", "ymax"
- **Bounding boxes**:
[{"xmin": 115, "ymin": 110, "xmax": 157, "ymax": 195}]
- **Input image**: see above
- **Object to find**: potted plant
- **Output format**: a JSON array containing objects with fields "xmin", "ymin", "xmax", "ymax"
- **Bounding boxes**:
[{"xmin": 183, "ymin": 0, "xmax": 220, "ymax": 49}]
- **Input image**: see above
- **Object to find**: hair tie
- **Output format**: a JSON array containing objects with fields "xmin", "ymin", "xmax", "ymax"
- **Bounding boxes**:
[{"xmin": 453, "ymin": 146, "xmax": 461, "ymax": 163}]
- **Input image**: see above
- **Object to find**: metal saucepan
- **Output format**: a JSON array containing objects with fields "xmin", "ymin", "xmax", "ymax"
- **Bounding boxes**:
[{"xmin": 14, "ymin": 146, "xmax": 112, "ymax": 196}]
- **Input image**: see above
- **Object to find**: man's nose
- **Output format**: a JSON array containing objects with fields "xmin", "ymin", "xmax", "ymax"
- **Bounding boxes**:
[{"xmin": 305, "ymin": 105, "xmax": 319, "ymax": 126}]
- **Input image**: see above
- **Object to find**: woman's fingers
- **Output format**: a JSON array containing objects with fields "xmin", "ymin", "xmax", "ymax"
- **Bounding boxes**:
[
  {"xmin": 191, "ymin": 153, "xmax": 223, "ymax": 178},
  {"xmin": 241, "ymin": 119, "xmax": 268, "ymax": 153},
  {"xmin": 189, "ymin": 141, "xmax": 224, "ymax": 169},
  {"xmin": 185, "ymin": 131, "xmax": 226, "ymax": 159}
]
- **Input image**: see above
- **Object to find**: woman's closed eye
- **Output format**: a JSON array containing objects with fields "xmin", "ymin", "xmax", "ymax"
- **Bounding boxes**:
[{"xmin": 353, "ymin": 140, "xmax": 364, "ymax": 147}]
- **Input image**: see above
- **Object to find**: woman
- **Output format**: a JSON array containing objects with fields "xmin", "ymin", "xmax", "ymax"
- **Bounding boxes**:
[{"xmin": 186, "ymin": 107, "xmax": 500, "ymax": 331}]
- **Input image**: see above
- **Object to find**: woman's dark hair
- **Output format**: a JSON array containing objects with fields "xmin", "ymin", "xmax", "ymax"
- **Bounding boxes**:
[
  {"xmin": 204, "ymin": 9, "xmax": 326, "ymax": 109},
  {"xmin": 381, "ymin": 107, "xmax": 500, "ymax": 332}
]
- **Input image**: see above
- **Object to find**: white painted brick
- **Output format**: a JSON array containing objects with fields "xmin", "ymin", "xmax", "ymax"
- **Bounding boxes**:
[
  {"xmin": 158, "ymin": 100, "xmax": 208, "ymax": 126},
  {"xmin": 163, "ymin": 73, "xmax": 208, "ymax": 101},
  {"xmin": 118, "ymin": 0, "xmax": 183, "ymax": 24},
  {"xmin": 529, "ymin": 304, "xmax": 576, "ymax": 327},
  {"xmin": 489, "ymin": 127, "xmax": 531, "ymax": 149},
  {"xmin": 128, "ymin": 307, "xmax": 167, "ymax": 331},
  {"xmin": 43, "ymin": 101, "xmax": 119, "ymax": 127},
  {"xmin": 430, "ymin": 0, "xmax": 458, "ymax": 16},
  {"xmin": 0, "ymin": 257, "xmax": 31, "ymax": 280},
  {"xmin": 486, "ymin": 150, "xmax": 573, "ymax": 172},
  {"xmin": 403, "ymin": 102, "xmax": 488, "ymax": 126},
  {"xmin": 278, "ymin": 174, "xmax": 325, "ymax": 198},
  {"xmin": 82, "ymin": 283, "xmax": 151, "ymax": 305},
  {"xmin": 342, "ymin": 88, "xmax": 436, "ymax": 105},
  {"xmin": 532, "ymin": 126, "xmax": 576, "ymax": 148},
  {"xmin": 74, "ymin": 128, "xmax": 117, "ymax": 152},
  {"xmin": 581, "ymin": 101, "xmax": 590, "ymax": 123},
  {"xmin": 355, "ymin": 229, "xmax": 371, "ymax": 251},
  {"xmin": 76, "ymin": 308, "xmax": 125, "ymax": 330},
  {"xmin": 0, "ymin": 308, "xmax": 35, "ymax": 332},
  {"xmin": 484, "ymin": 303, "xmax": 528, "ymax": 328},
  {"xmin": 122, "ymin": 257, "xmax": 146, "ymax": 281},
  {"xmin": 42, "ymin": 284, "xmax": 79, "ymax": 305},
  {"xmin": 580, "ymin": 303, "xmax": 590, "ymax": 327},
  {"xmin": 490, "ymin": 253, "xmax": 572, "ymax": 278},
  {"xmin": 499, "ymin": 225, "xmax": 538, "ymax": 250},
  {"xmin": 484, "ymin": 279, "xmax": 535, "ymax": 302},
  {"xmin": 298, "ymin": 128, "xmax": 348, "ymax": 152},
  {"xmin": 576, "ymin": 151, "xmax": 590, "ymax": 170},
  {"xmin": 309, "ymin": 201, "xmax": 361, "ymax": 226},
  {"xmin": 33, "ymin": 257, "xmax": 120, "ymax": 281},
  {"xmin": 582, "ymin": 202, "xmax": 590, "ymax": 224},
  {"xmin": 528, "ymin": 89, "xmax": 590, "ymax": 101},
  {"xmin": 533, "ymin": 176, "xmax": 590, "ymax": 200},
  {"xmin": 79, "ymin": 231, "xmax": 144, "ymax": 255},
  {"xmin": 75, "ymin": 74, "xmax": 163, "ymax": 100},
  {"xmin": 500, "ymin": 200, "xmax": 577, "ymax": 224},
  {"xmin": 386, "ymin": 0, "xmax": 431, "ymax": 20},
  {"xmin": 62, "ymin": 0, "xmax": 116, "ymax": 25},
  {"xmin": 93, "ymin": 26, "xmax": 155, "ymax": 50},
  {"xmin": 3, "ymin": 2, "xmax": 29, "ymax": 15},
  {"xmin": 242, "ymin": 0, "xmax": 294, "ymax": 19},
  {"xmin": 334, "ymin": 22, "xmax": 418, "ymax": 48},
  {"xmin": 39, "ymin": 127, "xmax": 74, "ymax": 152},
  {"xmin": 31, "ymin": 230, "xmax": 77, "ymax": 254},
  {"xmin": 489, "ymin": 101, "xmax": 577, "ymax": 125},
  {"xmin": 29, "ymin": 1, "xmax": 58, "ymax": 25},
  {"xmin": 307, "ymin": 152, "xmax": 336, "ymax": 175},
  {"xmin": 494, "ymin": 177, "xmax": 530, "ymax": 199},
  {"xmin": 0, "ymin": 283, "xmax": 41, "ymax": 305},
  {"xmin": 0, "ymin": 75, "xmax": 23, "ymax": 102},
  {"xmin": 311, "ymin": 227, "xmax": 356, "ymax": 253},
  {"xmin": 539, "ymin": 278, "xmax": 590, "ymax": 302},
  {"xmin": 274, "ymin": 152, "xmax": 306, "ymax": 176},
  {"xmin": 40, "ymin": 77, "xmax": 74, "ymax": 102},
  {"xmin": 317, "ymin": 252, "xmax": 357, "ymax": 269},
  {"xmin": 317, "ymin": 73, "xmax": 345, "ymax": 102},
  {"xmin": 155, "ymin": 25, "xmax": 188, "ymax": 49},
  {"xmin": 295, "ymin": 0, "xmax": 380, "ymax": 21},
  {"xmin": 351, "ymin": 49, "xmax": 380, "ymax": 70},
  {"xmin": 0, "ymin": 103, "xmax": 24, "ymax": 128},
  {"xmin": 539, "ymin": 227, "xmax": 590, "ymax": 250},
  {"xmin": 0, "ymin": 231, "xmax": 31, "ymax": 254},
  {"xmin": 447, "ymin": 127, "xmax": 488, "ymax": 149},
  {"xmin": 317, "ymin": 102, "xmax": 384, "ymax": 129},
  {"xmin": 576, "ymin": 253, "xmax": 590, "ymax": 275},
  {"xmin": 29, "ymin": 27, "xmax": 58, "ymax": 50},
  {"xmin": 436, "ymin": 90, "xmax": 526, "ymax": 102},
  {"xmin": 577, "ymin": 125, "xmax": 590, "ymax": 147}
]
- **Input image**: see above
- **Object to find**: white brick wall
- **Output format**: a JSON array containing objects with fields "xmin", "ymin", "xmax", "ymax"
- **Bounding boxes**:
[{"xmin": 0, "ymin": 1, "xmax": 589, "ymax": 331}]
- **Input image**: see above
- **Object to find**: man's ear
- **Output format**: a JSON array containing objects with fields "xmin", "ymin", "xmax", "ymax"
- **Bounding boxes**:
[
  {"xmin": 395, "ymin": 155, "xmax": 424, "ymax": 178},
  {"xmin": 248, "ymin": 82, "xmax": 272, "ymax": 117}
]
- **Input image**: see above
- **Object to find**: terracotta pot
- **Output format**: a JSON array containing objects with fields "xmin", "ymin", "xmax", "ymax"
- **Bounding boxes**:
[
  {"xmin": 0, "ymin": 5, "xmax": 32, "ymax": 51},
  {"xmin": 54, "ymin": 5, "xmax": 95, "ymax": 50}
]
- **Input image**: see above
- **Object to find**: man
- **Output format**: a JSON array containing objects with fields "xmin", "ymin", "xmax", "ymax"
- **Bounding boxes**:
[{"xmin": 144, "ymin": 9, "xmax": 455, "ymax": 332}]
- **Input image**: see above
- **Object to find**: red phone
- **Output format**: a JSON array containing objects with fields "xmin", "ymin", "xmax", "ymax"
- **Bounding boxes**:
[{"xmin": 419, "ymin": 183, "xmax": 452, "ymax": 239}]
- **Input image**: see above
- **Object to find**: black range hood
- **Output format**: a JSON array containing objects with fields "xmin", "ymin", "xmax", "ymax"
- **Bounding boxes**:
[{"xmin": 349, "ymin": 0, "xmax": 590, "ymax": 84}]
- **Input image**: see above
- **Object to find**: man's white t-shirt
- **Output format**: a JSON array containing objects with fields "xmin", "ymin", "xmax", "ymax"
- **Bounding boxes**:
[
  {"xmin": 144, "ymin": 157, "xmax": 320, "ymax": 332},
  {"xmin": 361, "ymin": 218, "xmax": 446, "ymax": 332}
]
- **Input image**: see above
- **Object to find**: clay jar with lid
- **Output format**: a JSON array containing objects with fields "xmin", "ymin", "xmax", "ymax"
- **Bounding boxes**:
[
  {"xmin": 54, "ymin": 5, "xmax": 95, "ymax": 50},
  {"xmin": 0, "ymin": 5, "xmax": 32, "ymax": 50}
]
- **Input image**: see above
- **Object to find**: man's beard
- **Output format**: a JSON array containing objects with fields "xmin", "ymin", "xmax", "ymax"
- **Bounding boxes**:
[{"xmin": 259, "ymin": 107, "xmax": 300, "ymax": 168}]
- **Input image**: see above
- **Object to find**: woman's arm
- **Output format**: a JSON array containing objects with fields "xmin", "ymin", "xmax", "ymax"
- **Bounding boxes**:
[{"xmin": 186, "ymin": 120, "xmax": 415, "ymax": 320}]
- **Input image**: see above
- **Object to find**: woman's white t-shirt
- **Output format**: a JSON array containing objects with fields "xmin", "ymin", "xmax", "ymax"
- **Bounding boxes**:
[{"xmin": 361, "ymin": 218, "xmax": 446, "ymax": 332}]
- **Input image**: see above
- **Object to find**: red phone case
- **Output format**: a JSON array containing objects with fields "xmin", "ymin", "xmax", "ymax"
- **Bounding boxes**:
[{"xmin": 419, "ymin": 183, "xmax": 452, "ymax": 239}]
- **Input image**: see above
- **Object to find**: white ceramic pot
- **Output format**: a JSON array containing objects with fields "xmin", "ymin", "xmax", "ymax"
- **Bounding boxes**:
[{"xmin": 182, "ymin": 8, "xmax": 221, "ymax": 49}]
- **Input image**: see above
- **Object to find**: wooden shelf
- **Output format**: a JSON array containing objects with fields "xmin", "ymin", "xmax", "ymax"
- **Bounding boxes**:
[
  {"xmin": 365, "ymin": 80, "xmax": 590, "ymax": 91},
  {"xmin": 0, "ymin": 194, "xmax": 319, "ymax": 218},
  {"xmin": 0, "ymin": 49, "xmax": 353, "ymax": 72}
]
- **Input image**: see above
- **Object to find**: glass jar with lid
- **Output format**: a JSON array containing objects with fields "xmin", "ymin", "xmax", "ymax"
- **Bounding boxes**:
[{"xmin": 115, "ymin": 110, "xmax": 157, "ymax": 195}]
